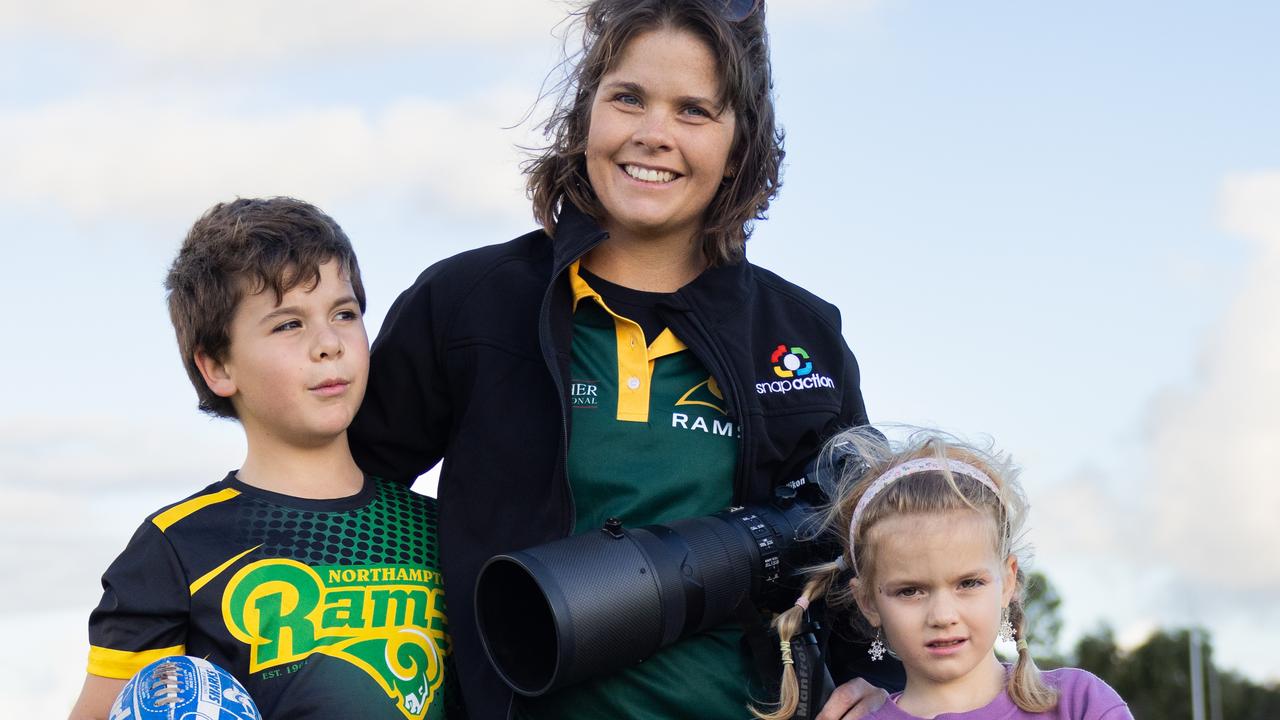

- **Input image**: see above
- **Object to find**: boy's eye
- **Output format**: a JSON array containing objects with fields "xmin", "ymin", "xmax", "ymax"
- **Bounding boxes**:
[
  {"xmin": 272, "ymin": 320, "xmax": 302, "ymax": 332},
  {"xmin": 335, "ymin": 309, "xmax": 360, "ymax": 321}
]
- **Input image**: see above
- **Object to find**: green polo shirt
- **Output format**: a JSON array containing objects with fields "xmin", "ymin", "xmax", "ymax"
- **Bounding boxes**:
[{"xmin": 519, "ymin": 262, "xmax": 750, "ymax": 720}]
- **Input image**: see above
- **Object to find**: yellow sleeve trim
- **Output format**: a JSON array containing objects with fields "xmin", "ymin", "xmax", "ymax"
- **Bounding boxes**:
[
  {"xmin": 190, "ymin": 544, "xmax": 261, "ymax": 596},
  {"xmin": 152, "ymin": 488, "xmax": 240, "ymax": 532},
  {"xmin": 88, "ymin": 644, "xmax": 186, "ymax": 679}
]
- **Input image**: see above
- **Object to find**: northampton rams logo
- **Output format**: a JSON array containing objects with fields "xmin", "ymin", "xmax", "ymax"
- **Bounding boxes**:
[{"xmin": 771, "ymin": 345, "xmax": 813, "ymax": 378}]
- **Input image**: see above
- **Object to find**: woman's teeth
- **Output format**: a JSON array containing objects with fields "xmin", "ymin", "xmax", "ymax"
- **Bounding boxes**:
[{"xmin": 624, "ymin": 165, "xmax": 677, "ymax": 183}]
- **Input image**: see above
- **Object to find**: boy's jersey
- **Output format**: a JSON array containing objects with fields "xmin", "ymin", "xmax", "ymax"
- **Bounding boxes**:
[{"xmin": 88, "ymin": 473, "xmax": 457, "ymax": 720}]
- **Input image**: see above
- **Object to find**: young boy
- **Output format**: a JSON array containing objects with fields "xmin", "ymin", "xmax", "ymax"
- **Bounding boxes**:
[{"xmin": 69, "ymin": 198, "xmax": 455, "ymax": 720}]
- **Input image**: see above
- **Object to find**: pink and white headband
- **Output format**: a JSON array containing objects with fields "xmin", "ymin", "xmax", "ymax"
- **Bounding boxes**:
[{"xmin": 848, "ymin": 457, "xmax": 1001, "ymax": 560}]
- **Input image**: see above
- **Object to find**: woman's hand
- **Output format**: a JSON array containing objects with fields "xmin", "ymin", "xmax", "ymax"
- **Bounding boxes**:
[{"xmin": 817, "ymin": 677, "xmax": 889, "ymax": 720}]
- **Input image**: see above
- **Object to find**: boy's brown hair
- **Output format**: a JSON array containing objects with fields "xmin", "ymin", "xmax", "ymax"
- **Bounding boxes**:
[{"xmin": 165, "ymin": 197, "xmax": 366, "ymax": 419}]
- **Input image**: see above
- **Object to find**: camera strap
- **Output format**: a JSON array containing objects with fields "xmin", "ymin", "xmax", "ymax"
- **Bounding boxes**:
[
  {"xmin": 735, "ymin": 600, "xmax": 782, "ymax": 696},
  {"xmin": 735, "ymin": 601, "xmax": 834, "ymax": 720},
  {"xmin": 790, "ymin": 616, "xmax": 835, "ymax": 720}
]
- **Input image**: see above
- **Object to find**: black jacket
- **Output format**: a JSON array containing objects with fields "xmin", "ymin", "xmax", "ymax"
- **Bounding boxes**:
[{"xmin": 350, "ymin": 207, "xmax": 870, "ymax": 718}]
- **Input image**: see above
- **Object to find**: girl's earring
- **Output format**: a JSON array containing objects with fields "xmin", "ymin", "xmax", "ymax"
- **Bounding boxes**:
[
  {"xmin": 998, "ymin": 607, "xmax": 1016, "ymax": 644},
  {"xmin": 869, "ymin": 627, "xmax": 886, "ymax": 662}
]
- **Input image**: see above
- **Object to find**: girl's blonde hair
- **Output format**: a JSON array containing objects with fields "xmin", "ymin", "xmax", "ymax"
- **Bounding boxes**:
[{"xmin": 754, "ymin": 427, "xmax": 1058, "ymax": 719}]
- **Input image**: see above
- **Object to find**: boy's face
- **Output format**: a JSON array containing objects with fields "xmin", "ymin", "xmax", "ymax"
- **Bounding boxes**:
[{"xmin": 200, "ymin": 260, "xmax": 369, "ymax": 449}]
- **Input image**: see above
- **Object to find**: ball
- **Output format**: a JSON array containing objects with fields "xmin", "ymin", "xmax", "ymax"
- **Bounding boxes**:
[{"xmin": 110, "ymin": 655, "xmax": 261, "ymax": 720}]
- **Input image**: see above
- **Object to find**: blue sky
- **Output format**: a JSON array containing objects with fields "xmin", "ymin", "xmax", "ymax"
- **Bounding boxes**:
[{"xmin": 2, "ymin": 1, "xmax": 1278, "ymax": 714}]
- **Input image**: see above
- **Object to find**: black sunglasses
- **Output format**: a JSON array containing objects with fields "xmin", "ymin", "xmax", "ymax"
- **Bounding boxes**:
[{"xmin": 721, "ymin": 0, "xmax": 761, "ymax": 22}]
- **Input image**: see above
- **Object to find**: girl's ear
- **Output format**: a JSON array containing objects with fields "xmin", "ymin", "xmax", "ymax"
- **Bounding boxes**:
[
  {"xmin": 194, "ymin": 349, "xmax": 237, "ymax": 399},
  {"xmin": 849, "ymin": 576, "xmax": 881, "ymax": 627},
  {"xmin": 1000, "ymin": 555, "xmax": 1019, "ymax": 607}
]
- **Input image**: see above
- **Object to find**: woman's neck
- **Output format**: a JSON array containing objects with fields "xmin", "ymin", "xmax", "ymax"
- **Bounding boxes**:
[
  {"xmin": 584, "ymin": 227, "xmax": 707, "ymax": 292},
  {"xmin": 896, "ymin": 654, "xmax": 1006, "ymax": 719}
]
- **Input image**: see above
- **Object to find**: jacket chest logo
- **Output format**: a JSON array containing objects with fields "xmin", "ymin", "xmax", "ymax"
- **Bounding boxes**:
[{"xmin": 757, "ymin": 343, "xmax": 836, "ymax": 396}]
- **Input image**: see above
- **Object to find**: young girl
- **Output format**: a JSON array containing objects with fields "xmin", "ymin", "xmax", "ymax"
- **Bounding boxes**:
[{"xmin": 759, "ymin": 428, "xmax": 1134, "ymax": 720}]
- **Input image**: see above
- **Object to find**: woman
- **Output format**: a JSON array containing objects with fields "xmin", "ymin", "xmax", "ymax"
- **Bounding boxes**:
[{"xmin": 351, "ymin": 1, "xmax": 891, "ymax": 717}]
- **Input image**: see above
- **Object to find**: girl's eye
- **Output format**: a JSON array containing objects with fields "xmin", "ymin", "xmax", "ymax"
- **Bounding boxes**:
[
  {"xmin": 272, "ymin": 320, "xmax": 302, "ymax": 333},
  {"xmin": 895, "ymin": 587, "xmax": 920, "ymax": 598}
]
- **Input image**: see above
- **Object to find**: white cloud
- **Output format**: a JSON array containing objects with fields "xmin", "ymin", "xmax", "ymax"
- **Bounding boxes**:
[
  {"xmin": 0, "ymin": 91, "xmax": 536, "ymax": 224},
  {"xmin": 0, "ymin": 0, "xmax": 567, "ymax": 62},
  {"xmin": 1026, "ymin": 173, "xmax": 1280, "ymax": 680},
  {"xmin": 0, "ymin": 415, "xmax": 242, "ymax": 493},
  {"xmin": 1143, "ymin": 172, "xmax": 1280, "ymax": 595}
]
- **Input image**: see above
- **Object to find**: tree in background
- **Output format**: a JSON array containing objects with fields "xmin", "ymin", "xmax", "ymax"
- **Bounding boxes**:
[
  {"xmin": 1072, "ymin": 626, "xmax": 1280, "ymax": 720},
  {"xmin": 1021, "ymin": 571, "xmax": 1066, "ymax": 667},
  {"xmin": 1007, "ymin": 572, "xmax": 1280, "ymax": 718}
]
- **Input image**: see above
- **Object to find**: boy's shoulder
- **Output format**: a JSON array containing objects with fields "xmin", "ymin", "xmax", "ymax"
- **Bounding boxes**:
[
  {"xmin": 141, "ymin": 472, "xmax": 245, "ymax": 532},
  {"xmin": 133, "ymin": 474, "xmax": 437, "ymax": 553}
]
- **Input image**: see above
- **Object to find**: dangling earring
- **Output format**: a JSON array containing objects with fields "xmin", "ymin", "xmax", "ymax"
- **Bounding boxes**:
[
  {"xmin": 869, "ymin": 627, "xmax": 886, "ymax": 661},
  {"xmin": 998, "ymin": 607, "xmax": 1016, "ymax": 644}
]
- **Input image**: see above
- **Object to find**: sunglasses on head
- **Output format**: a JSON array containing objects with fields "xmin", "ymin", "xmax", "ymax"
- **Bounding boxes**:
[{"xmin": 721, "ymin": 0, "xmax": 760, "ymax": 22}]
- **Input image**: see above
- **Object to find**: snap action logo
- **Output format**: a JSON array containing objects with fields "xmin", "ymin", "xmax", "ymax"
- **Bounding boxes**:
[
  {"xmin": 772, "ymin": 345, "xmax": 812, "ymax": 378},
  {"xmin": 757, "ymin": 344, "xmax": 835, "ymax": 395}
]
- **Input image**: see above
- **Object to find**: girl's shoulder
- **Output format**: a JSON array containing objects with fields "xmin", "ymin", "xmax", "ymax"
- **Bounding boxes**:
[{"xmin": 1040, "ymin": 667, "xmax": 1133, "ymax": 720}]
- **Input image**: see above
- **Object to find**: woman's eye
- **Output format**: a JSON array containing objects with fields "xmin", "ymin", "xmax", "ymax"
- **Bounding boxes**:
[
  {"xmin": 683, "ymin": 105, "xmax": 711, "ymax": 119},
  {"xmin": 614, "ymin": 93, "xmax": 641, "ymax": 106},
  {"xmin": 272, "ymin": 320, "xmax": 302, "ymax": 332}
]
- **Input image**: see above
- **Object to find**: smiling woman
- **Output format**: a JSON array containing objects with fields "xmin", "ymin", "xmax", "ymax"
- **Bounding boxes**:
[
  {"xmin": 582, "ymin": 28, "xmax": 738, "ymax": 287},
  {"xmin": 347, "ymin": 1, "xmax": 890, "ymax": 719}
]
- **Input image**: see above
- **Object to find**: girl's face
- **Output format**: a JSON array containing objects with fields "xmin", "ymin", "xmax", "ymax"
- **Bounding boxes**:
[
  {"xmin": 854, "ymin": 510, "xmax": 1016, "ymax": 705},
  {"xmin": 585, "ymin": 27, "xmax": 737, "ymax": 248}
]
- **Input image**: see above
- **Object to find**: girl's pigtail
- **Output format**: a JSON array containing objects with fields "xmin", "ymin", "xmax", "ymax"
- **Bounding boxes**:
[
  {"xmin": 1005, "ymin": 594, "xmax": 1059, "ymax": 713},
  {"xmin": 751, "ymin": 562, "xmax": 840, "ymax": 720}
]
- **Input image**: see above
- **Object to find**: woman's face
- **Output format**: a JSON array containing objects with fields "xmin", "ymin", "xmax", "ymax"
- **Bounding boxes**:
[{"xmin": 585, "ymin": 27, "xmax": 737, "ymax": 248}]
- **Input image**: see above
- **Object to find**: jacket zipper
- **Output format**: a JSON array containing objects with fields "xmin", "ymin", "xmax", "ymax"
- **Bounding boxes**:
[
  {"xmin": 666, "ymin": 304, "xmax": 752, "ymax": 505},
  {"xmin": 537, "ymin": 236, "xmax": 605, "ymax": 537}
]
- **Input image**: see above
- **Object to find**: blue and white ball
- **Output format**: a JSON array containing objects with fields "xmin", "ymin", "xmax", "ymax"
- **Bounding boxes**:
[{"xmin": 110, "ymin": 655, "xmax": 260, "ymax": 720}]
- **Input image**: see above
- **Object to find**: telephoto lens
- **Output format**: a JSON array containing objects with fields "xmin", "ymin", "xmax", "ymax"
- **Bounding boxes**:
[{"xmin": 474, "ymin": 477, "xmax": 832, "ymax": 696}]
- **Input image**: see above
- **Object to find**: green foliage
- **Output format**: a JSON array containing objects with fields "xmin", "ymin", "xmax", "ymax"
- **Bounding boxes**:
[
  {"xmin": 1072, "ymin": 625, "xmax": 1280, "ymax": 720},
  {"xmin": 1021, "ymin": 571, "xmax": 1066, "ymax": 667}
]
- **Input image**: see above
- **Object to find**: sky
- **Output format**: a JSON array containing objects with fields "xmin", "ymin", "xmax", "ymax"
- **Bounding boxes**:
[{"xmin": 2, "ymin": 0, "xmax": 1278, "ymax": 714}]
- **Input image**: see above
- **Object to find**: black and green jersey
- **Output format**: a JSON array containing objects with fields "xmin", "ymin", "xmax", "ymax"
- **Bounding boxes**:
[
  {"xmin": 520, "ymin": 263, "xmax": 750, "ymax": 720},
  {"xmin": 87, "ymin": 474, "xmax": 459, "ymax": 720}
]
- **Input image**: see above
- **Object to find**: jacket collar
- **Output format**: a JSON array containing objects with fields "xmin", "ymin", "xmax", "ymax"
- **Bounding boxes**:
[
  {"xmin": 550, "ymin": 203, "xmax": 609, "ymax": 272},
  {"xmin": 551, "ymin": 203, "xmax": 753, "ymax": 323}
]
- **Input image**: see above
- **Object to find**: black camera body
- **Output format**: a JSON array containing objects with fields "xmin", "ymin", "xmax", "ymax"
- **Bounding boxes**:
[{"xmin": 474, "ymin": 472, "xmax": 835, "ymax": 697}]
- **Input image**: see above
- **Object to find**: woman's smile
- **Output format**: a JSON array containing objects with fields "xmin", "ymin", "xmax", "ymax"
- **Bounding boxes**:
[{"xmin": 585, "ymin": 27, "xmax": 736, "ymax": 252}]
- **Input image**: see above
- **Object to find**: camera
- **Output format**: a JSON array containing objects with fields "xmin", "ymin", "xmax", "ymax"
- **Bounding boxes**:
[{"xmin": 474, "ymin": 470, "xmax": 835, "ymax": 697}]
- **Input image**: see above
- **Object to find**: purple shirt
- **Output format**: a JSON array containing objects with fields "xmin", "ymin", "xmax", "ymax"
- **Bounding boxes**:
[{"xmin": 867, "ymin": 667, "xmax": 1134, "ymax": 720}]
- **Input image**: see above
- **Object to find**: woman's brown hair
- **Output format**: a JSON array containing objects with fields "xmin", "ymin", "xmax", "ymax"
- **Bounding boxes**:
[{"xmin": 525, "ymin": 0, "xmax": 784, "ymax": 266}]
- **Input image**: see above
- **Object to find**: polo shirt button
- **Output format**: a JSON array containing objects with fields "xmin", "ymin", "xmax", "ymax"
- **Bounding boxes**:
[{"xmin": 627, "ymin": 376, "xmax": 641, "ymax": 390}]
